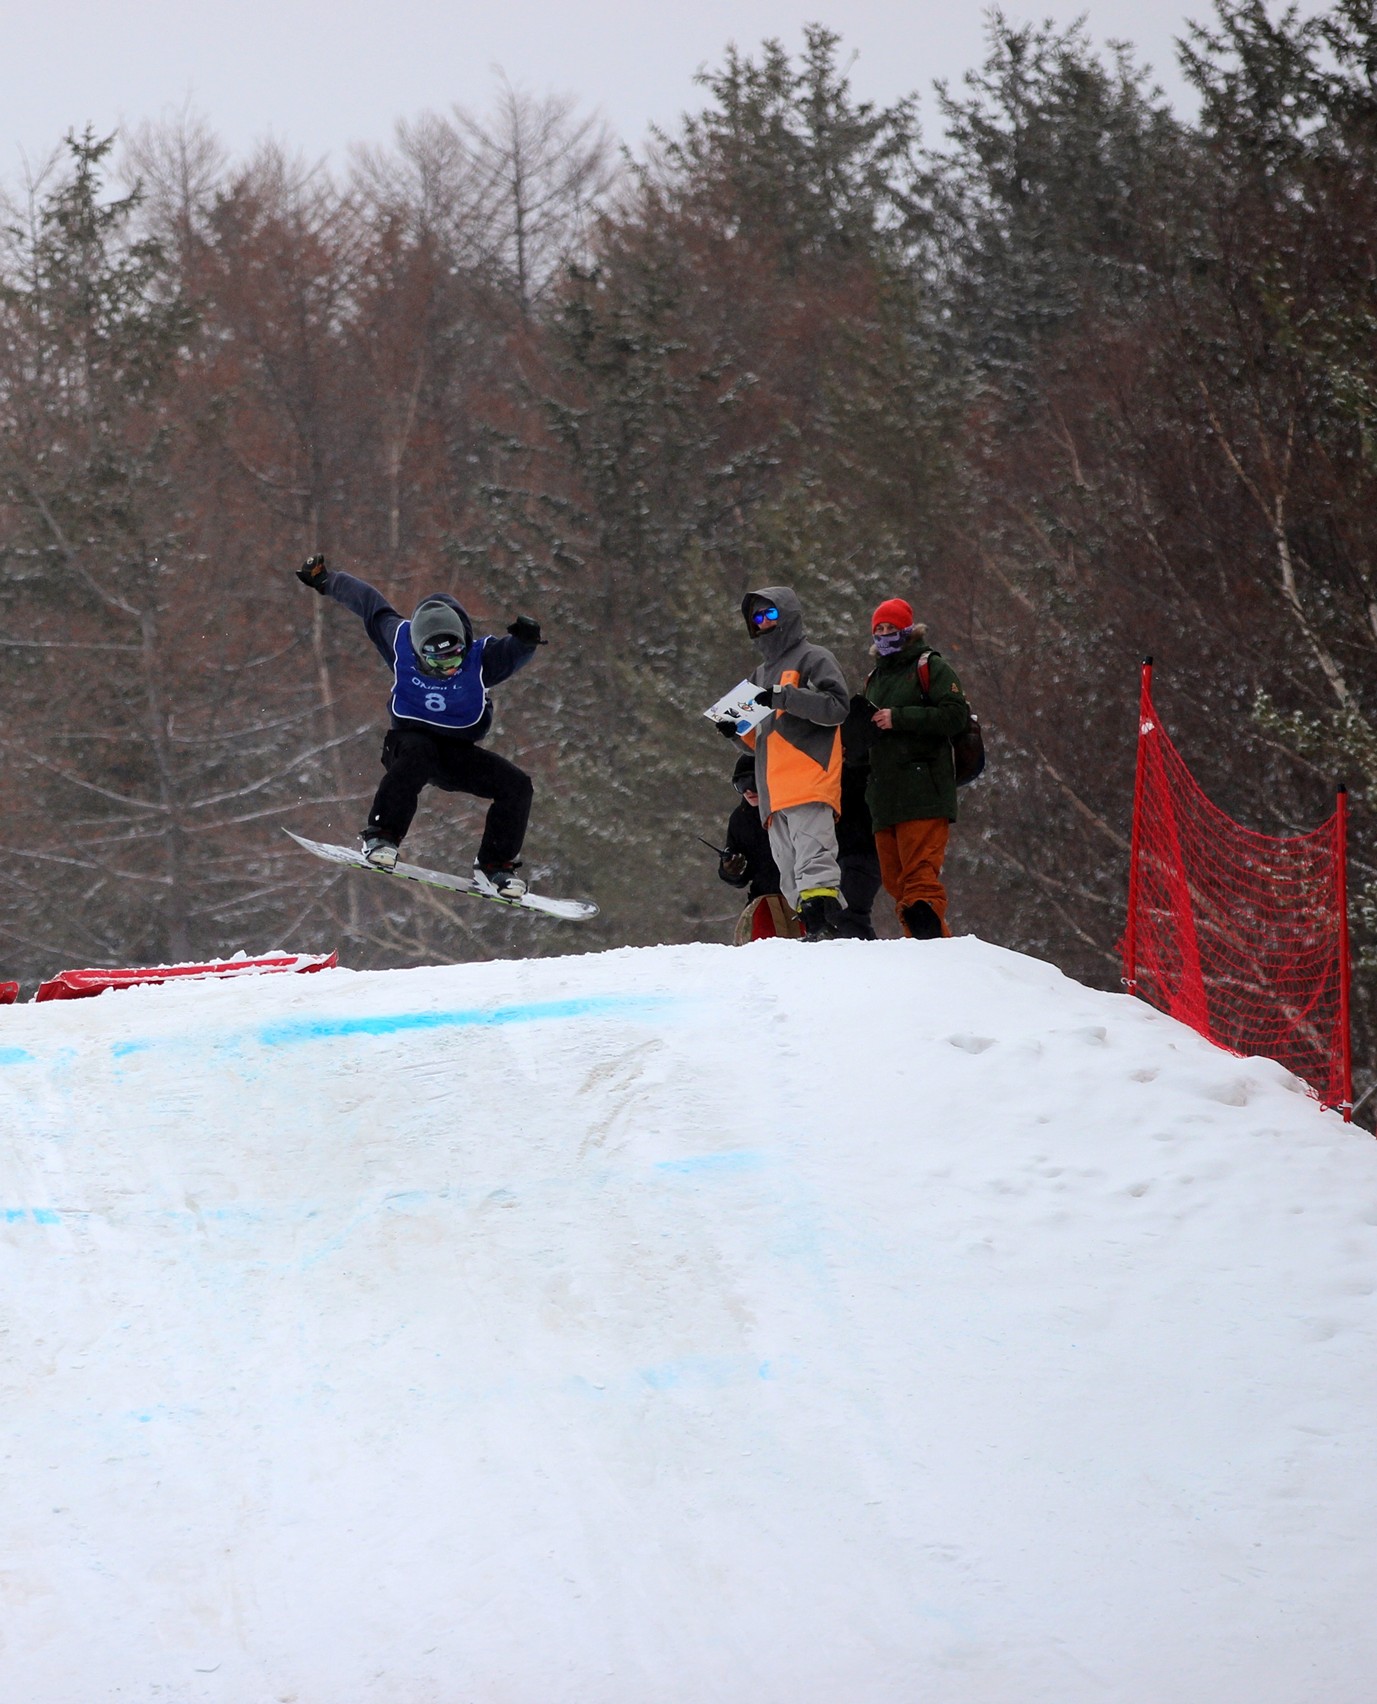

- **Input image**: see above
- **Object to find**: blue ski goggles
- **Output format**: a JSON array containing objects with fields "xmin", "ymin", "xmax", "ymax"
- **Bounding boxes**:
[{"xmin": 750, "ymin": 606, "xmax": 780, "ymax": 627}]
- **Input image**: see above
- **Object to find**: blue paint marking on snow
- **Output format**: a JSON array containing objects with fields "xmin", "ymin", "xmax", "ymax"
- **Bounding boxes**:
[
  {"xmin": 655, "ymin": 1150, "xmax": 767, "ymax": 1176},
  {"xmin": 121, "ymin": 1403, "xmax": 202, "ymax": 1427},
  {"xmin": 638, "ymin": 1363, "xmax": 683, "ymax": 1390},
  {"xmin": 141, "ymin": 1205, "xmax": 266, "ymax": 1228},
  {"xmin": 383, "ymin": 1190, "xmax": 433, "ymax": 1211},
  {"xmin": 0, "ymin": 1047, "xmax": 34, "ymax": 1067},
  {"xmin": 98, "ymin": 994, "xmax": 686, "ymax": 1068},
  {"xmin": 570, "ymin": 1353, "xmax": 799, "ymax": 1401},
  {"xmin": 637, "ymin": 1354, "xmax": 766, "ymax": 1392},
  {"xmin": 254, "ymin": 993, "xmax": 676, "ymax": 1050},
  {"xmin": 1, "ymin": 1207, "xmax": 60, "ymax": 1224}
]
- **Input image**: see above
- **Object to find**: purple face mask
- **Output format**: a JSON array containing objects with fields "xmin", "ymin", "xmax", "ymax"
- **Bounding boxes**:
[{"xmin": 874, "ymin": 630, "xmax": 909, "ymax": 656}]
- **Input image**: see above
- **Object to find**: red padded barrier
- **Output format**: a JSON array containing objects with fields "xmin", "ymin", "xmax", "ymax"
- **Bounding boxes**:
[{"xmin": 34, "ymin": 951, "xmax": 337, "ymax": 1003}]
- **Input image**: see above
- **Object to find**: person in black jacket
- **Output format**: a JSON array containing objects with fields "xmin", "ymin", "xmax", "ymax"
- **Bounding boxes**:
[
  {"xmin": 296, "ymin": 553, "xmax": 543, "ymax": 899},
  {"xmin": 718, "ymin": 754, "xmax": 783, "ymax": 900},
  {"xmin": 717, "ymin": 755, "xmax": 803, "ymax": 942}
]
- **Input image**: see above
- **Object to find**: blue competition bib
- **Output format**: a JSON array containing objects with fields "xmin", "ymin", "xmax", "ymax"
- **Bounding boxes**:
[{"xmin": 391, "ymin": 625, "xmax": 490, "ymax": 732}]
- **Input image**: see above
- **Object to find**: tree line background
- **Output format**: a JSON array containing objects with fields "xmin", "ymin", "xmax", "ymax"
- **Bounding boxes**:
[{"xmin": 0, "ymin": 2, "xmax": 1373, "ymax": 1097}]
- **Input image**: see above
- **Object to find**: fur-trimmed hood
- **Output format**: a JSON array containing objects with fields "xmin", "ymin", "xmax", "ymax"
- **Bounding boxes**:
[{"xmin": 869, "ymin": 622, "xmax": 926, "ymax": 657}]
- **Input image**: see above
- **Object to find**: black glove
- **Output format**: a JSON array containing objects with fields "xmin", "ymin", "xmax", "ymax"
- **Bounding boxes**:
[
  {"xmin": 507, "ymin": 616, "xmax": 546, "ymax": 646},
  {"xmin": 296, "ymin": 553, "xmax": 328, "ymax": 593},
  {"xmin": 715, "ymin": 718, "xmax": 740, "ymax": 739},
  {"xmin": 718, "ymin": 851, "xmax": 749, "ymax": 886},
  {"xmin": 754, "ymin": 685, "xmax": 785, "ymax": 708}
]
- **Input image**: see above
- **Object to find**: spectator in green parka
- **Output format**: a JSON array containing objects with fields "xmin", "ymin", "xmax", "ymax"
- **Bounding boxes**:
[{"xmin": 864, "ymin": 597, "xmax": 971, "ymax": 939}]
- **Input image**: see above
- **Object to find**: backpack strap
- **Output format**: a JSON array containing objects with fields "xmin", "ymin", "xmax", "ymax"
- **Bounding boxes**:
[{"xmin": 916, "ymin": 650, "xmax": 933, "ymax": 698}]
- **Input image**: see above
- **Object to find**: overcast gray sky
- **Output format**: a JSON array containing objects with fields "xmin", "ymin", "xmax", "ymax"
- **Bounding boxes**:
[{"xmin": 0, "ymin": 0, "xmax": 1300, "ymax": 172}]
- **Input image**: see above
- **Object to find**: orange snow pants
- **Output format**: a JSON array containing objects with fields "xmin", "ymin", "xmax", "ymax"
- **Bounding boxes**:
[{"xmin": 873, "ymin": 818, "xmax": 952, "ymax": 937}]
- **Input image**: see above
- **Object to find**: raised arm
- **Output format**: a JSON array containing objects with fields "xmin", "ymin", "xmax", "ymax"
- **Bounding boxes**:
[
  {"xmin": 296, "ymin": 554, "xmax": 401, "ymax": 666},
  {"xmin": 479, "ymin": 617, "xmax": 546, "ymax": 687}
]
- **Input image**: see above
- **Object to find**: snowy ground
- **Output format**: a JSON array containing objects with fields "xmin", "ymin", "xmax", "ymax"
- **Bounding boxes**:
[{"xmin": 1, "ymin": 935, "xmax": 1375, "ymax": 1703}]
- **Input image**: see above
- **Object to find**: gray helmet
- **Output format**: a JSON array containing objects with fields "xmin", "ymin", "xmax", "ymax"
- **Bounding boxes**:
[{"xmin": 411, "ymin": 599, "xmax": 467, "ymax": 675}]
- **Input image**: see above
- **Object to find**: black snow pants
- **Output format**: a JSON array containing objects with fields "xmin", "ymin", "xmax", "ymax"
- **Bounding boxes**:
[
  {"xmin": 840, "ymin": 848, "xmax": 883, "ymax": 924},
  {"xmin": 368, "ymin": 726, "xmax": 533, "ymax": 867}
]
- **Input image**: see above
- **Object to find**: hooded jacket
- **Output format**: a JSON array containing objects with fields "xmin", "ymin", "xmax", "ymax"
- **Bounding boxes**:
[
  {"xmin": 323, "ymin": 569, "xmax": 536, "ymax": 743},
  {"xmin": 739, "ymin": 586, "xmax": 848, "ymax": 820}
]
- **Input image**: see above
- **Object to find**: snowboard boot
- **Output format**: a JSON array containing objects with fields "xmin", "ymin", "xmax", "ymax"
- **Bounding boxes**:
[
  {"xmin": 902, "ymin": 899, "xmax": 943, "ymax": 940},
  {"xmin": 473, "ymin": 859, "xmax": 527, "ymax": 901},
  {"xmin": 799, "ymin": 891, "xmax": 846, "ymax": 941},
  {"xmin": 360, "ymin": 829, "xmax": 399, "ymax": 871}
]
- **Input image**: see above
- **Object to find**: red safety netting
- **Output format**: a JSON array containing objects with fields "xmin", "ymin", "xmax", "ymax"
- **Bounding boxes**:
[{"xmin": 1123, "ymin": 665, "xmax": 1351, "ymax": 1112}]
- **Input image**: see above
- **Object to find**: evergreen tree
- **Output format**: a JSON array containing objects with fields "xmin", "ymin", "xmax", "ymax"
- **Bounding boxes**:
[{"xmin": 921, "ymin": 13, "xmax": 1191, "ymax": 394}]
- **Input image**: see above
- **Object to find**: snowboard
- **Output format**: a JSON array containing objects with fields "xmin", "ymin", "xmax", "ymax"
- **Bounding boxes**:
[
  {"xmin": 733, "ymin": 894, "xmax": 804, "ymax": 945},
  {"xmin": 284, "ymin": 831, "xmax": 598, "ymax": 922}
]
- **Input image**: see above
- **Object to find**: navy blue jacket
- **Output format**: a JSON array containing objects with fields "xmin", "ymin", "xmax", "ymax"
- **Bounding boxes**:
[{"xmin": 324, "ymin": 569, "xmax": 536, "ymax": 743}]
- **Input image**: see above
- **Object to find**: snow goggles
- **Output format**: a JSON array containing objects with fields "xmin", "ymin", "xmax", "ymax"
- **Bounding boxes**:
[
  {"xmin": 417, "ymin": 636, "xmax": 467, "ymax": 676},
  {"xmin": 750, "ymin": 606, "xmax": 780, "ymax": 627}
]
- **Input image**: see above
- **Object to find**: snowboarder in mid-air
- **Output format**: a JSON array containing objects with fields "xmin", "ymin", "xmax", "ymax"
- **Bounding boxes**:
[{"xmin": 295, "ymin": 554, "xmax": 544, "ymax": 899}]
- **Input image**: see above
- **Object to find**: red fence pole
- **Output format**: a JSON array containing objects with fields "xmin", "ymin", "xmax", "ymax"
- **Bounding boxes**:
[
  {"xmin": 1123, "ymin": 657, "xmax": 1153, "ymax": 997},
  {"xmin": 1336, "ymin": 783, "xmax": 1353, "ymax": 1123}
]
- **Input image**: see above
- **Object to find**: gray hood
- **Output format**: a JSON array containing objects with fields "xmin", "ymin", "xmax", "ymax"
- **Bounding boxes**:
[{"xmin": 741, "ymin": 585, "xmax": 805, "ymax": 665}]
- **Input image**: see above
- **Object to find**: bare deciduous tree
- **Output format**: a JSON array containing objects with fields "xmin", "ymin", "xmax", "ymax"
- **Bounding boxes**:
[
  {"xmin": 119, "ymin": 103, "xmax": 229, "ymax": 254},
  {"xmin": 454, "ymin": 74, "xmax": 620, "ymax": 311}
]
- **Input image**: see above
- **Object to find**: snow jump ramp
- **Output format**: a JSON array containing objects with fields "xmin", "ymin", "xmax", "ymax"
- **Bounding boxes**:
[{"xmin": 2, "ymin": 937, "xmax": 1375, "ymax": 1703}]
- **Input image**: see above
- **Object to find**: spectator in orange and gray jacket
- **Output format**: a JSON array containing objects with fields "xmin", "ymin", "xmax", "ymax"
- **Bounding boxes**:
[{"xmin": 722, "ymin": 586, "xmax": 855, "ymax": 941}]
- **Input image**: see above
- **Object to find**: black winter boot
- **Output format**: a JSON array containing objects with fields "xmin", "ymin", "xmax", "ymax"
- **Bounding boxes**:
[
  {"xmin": 800, "ymin": 894, "xmax": 846, "ymax": 941},
  {"xmin": 902, "ymin": 900, "xmax": 943, "ymax": 940}
]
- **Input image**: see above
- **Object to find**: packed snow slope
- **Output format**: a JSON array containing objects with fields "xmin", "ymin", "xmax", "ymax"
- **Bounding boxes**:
[{"xmin": 2, "ymin": 936, "xmax": 1375, "ymax": 1704}]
